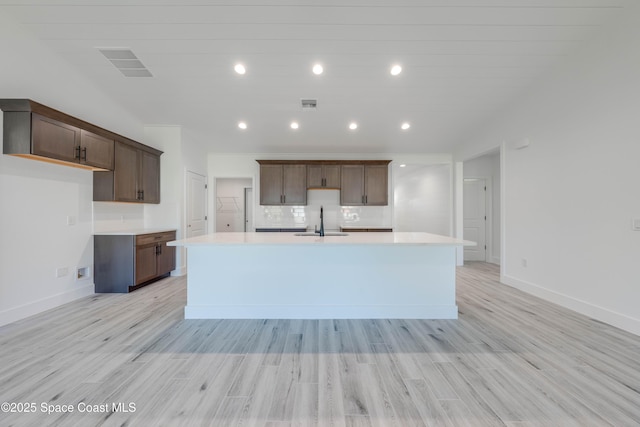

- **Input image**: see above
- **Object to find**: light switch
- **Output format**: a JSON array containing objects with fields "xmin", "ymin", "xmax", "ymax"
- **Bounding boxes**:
[
  {"xmin": 67, "ymin": 215, "xmax": 76, "ymax": 226},
  {"xmin": 633, "ymin": 218, "xmax": 640, "ymax": 231}
]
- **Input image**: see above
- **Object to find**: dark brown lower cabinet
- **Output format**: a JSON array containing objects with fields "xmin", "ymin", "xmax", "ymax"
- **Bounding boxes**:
[{"xmin": 94, "ymin": 230, "xmax": 176, "ymax": 293}]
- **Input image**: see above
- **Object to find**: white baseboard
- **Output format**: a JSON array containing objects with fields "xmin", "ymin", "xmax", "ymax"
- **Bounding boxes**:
[
  {"xmin": 489, "ymin": 256, "xmax": 500, "ymax": 265},
  {"xmin": 171, "ymin": 266, "xmax": 187, "ymax": 276},
  {"xmin": 501, "ymin": 274, "xmax": 640, "ymax": 336},
  {"xmin": 0, "ymin": 283, "xmax": 95, "ymax": 328},
  {"xmin": 185, "ymin": 304, "xmax": 459, "ymax": 320}
]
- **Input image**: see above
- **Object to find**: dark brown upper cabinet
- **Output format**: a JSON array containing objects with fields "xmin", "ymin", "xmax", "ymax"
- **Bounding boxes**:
[
  {"xmin": 340, "ymin": 163, "xmax": 389, "ymax": 206},
  {"xmin": 257, "ymin": 160, "xmax": 389, "ymax": 206},
  {"xmin": 307, "ymin": 164, "xmax": 341, "ymax": 189},
  {"xmin": 94, "ymin": 141, "xmax": 161, "ymax": 204},
  {"xmin": 79, "ymin": 129, "xmax": 114, "ymax": 170},
  {"xmin": 0, "ymin": 99, "xmax": 162, "ymax": 203},
  {"xmin": 0, "ymin": 100, "xmax": 115, "ymax": 171},
  {"xmin": 258, "ymin": 162, "xmax": 307, "ymax": 205}
]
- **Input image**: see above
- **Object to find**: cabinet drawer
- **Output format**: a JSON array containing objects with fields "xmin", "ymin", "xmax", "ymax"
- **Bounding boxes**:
[{"xmin": 136, "ymin": 231, "xmax": 176, "ymax": 246}]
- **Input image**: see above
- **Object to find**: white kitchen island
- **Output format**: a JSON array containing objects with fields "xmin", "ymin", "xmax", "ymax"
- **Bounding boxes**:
[{"xmin": 168, "ymin": 232, "xmax": 474, "ymax": 319}]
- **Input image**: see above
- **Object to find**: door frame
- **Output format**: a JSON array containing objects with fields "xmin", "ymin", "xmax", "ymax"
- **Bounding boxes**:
[{"xmin": 244, "ymin": 187, "xmax": 254, "ymax": 232}]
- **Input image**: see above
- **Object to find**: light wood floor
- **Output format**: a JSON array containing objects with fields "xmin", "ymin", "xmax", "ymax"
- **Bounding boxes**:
[{"xmin": 1, "ymin": 262, "xmax": 639, "ymax": 426}]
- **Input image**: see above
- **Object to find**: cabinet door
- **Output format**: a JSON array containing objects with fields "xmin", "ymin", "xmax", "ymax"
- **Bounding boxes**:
[
  {"xmin": 364, "ymin": 165, "xmax": 388, "ymax": 205},
  {"xmin": 323, "ymin": 165, "xmax": 341, "ymax": 188},
  {"xmin": 282, "ymin": 164, "xmax": 307, "ymax": 205},
  {"xmin": 156, "ymin": 243, "xmax": 176, "ymax": 276},
  {"xmin": 140, "ymin": 151, "xmax": 160, "ymax": 203},
  {"xmin": 307, "ymin": 165, "xmax": 323, "ymax": 188},
  {"xmin": 260, "ymin": 165, "xmax": 284, "ymax": 205},
  {"xmin": 80, "ymin": 130, "xmax": 114, "ymax": 170},
  {"xmin": 31, "ymin": 113, "xmax": 80, "ymax": 163},
  {"xmin": 340, "ymin": 165, "xmax": 365, "ymax": 205},
  {"xmin": 307, "ymin": 165, "xmax": 341, "ymax": 189},
  {"xmin": 113, "ymin": 142, "xmax": 139, "ymax": 202},
  {"xmin": 135, "ymin": 244, "xmax": 158, "ymax": 285}
]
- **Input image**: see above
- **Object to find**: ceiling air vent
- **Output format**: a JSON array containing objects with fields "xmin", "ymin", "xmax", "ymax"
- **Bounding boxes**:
[
  {"xmin": 98, "ymin": 48, "xmax": 153, "ymax": 77},
  {"xmin": 301, "ymin": 99, "xmax": 318, "ymax": 110}
]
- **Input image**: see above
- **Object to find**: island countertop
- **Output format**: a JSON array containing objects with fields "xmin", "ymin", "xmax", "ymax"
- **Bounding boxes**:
[{"xmin": 169, "ymin": 231, "xmax": 475, "ymax": 247}]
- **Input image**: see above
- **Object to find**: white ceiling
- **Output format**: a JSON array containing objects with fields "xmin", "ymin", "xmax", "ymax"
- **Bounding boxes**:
[{"xmin": 0, "ymin": 0, "xmax": 628, "ymax": 154}]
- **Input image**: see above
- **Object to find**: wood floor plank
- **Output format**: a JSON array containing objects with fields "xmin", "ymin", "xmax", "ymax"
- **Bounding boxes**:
[
  {"xmin": 334, "ymin": 331, "xmax": 369, "ymax": 417},
  {"xmin": 208, "ymin": 396, "xmax": 247, "ymax": 427},
  {"xmin": 291, "ymin": 381, "xmax": 319, "ymax": 427},
  {"xmin": 404, "ymin": 378, "xmax": 453, "ymax": 427},
  {"xmin": 433, "ymin": 362, "xmax": 506, "ymax": 426},
  {"xmin": 2, "ymin": 264, "xmax": 640, "ymax": 426},
  {"xmin": 299, "ymin": 319, "xmax": 319, "ymax": 384},
  {"xmin": 357, "ymin": 362, "xmax": 400, "ymax": 427},
  {"xmin": 370, "ymin": 343, "xmax": 426, "ymax": 427},
  {"xmin": 166, "ymin": 354, "xmax": 245, "ymax": 424},
  {"xmin": 237, "ymin": 365, "xmax": 279, "ymax": 427},
  {"xmin": 268, "ymin": 333, "xmax": 303, "ymax": 421},
  {"xmin": 318, "ymin": 321, "xmax": 347, "ymax": 427}
]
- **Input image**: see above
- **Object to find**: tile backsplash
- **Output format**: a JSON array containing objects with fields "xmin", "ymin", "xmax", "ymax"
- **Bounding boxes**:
[{"xmin": 254, "ymin": 190, "xmax": 392, "ymax": 231}]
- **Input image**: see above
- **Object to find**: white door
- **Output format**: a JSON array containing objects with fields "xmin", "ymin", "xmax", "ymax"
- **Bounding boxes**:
[
  {"xmin": 187, "ymin": 171, "xmax": 207, "ymax": 238},
  {"xmin": 244, "ymin": 187, "xmax": 254, "ymax": 232},
  {"xmin": 463, "ymin": 178, "xmax": 486, "ymax": 261}
]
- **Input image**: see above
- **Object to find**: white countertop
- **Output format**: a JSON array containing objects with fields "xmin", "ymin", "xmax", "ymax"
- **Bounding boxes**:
[
  {"xmin": 169, "ymin": 232, "xmax": 475, "ymax": 247},
  {"xmin": 339, "ymin": 225, "xmax": 393, "ymax": 229},
  {"xmin": 94, "ymin": 228, "xmax": 176, "ymax": 236}
]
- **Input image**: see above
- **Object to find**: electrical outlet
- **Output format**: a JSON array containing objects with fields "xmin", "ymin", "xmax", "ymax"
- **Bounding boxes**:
[
  {"xmin": 56, "ymin": 267, "xmax": 68, "ymax": 278},
  {"xmin": 76, "ymin": 266, "xmax": 90, "ymax": 280},
  {"xmin": 521, "ymin": 258, "xmax": 528, "ymax": 268}
]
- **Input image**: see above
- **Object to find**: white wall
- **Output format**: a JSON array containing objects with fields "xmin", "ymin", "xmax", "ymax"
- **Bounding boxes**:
[
  {"xmin": 143, "ymin": 126, "xmax": 208, "ymax": 276},
  {"xmin": 394, "ymin": 164, "xmax": 452, "ymax": 235},
  {"xmin": 454, "ymin": 4, "xmax": 640, "ymax": 335},
  {"xmin": 464, "ymin": 152, "xmax": 501, "ymax": 264},
  {"xmin": 0, "ymin": 11, "xmax": 145, "ymax": 326}
]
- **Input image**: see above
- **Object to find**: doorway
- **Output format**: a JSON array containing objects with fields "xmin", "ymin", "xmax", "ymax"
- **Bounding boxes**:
[
  {"xmin": 462, "ymin": 150, "xmax": 501, "ymax": 265},
  {"xmin": 215, "ymin": 178, "xmax": 253, "ymax": 232}
]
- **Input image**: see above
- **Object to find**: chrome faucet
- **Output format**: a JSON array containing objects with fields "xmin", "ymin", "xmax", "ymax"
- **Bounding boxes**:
[{"xmin": 315, "ymin": 206, "xmax": 325, "ymax": 236}]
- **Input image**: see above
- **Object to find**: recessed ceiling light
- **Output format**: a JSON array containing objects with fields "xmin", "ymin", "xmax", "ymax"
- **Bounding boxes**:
[
  {"xmin": 348, "ymin": 122, "xmax": 358, "ymax": 130},
  {"xmin": 290, "ymin": 122, "xmax": 299, "ymax": 130},
  {"xmin": 234, "ymin": 63, "xmax": 246, "ymax": 75},
  {"xmin": 238, "ymin": 122, "xmax": 247, "ymax": 130},
  {"xmin": 401, "ymin": 122, "xmax": 411, "ymax": 130},
  {"xmin": 399, "ymin": 164, "xmax": 407, "ymax": 168},
  {"xmin": 312, "ymin": 64, "xmax": 323, "ymax": 75},
  {"xmin": 390, "ymin": 64, "xmax": 402, "ymax": 76}
]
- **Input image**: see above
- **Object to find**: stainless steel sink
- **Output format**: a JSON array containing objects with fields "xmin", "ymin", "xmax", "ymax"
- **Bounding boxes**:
[{"xmin": 294, "ymin": 232, "xmax": 349, "ymax": 237}]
